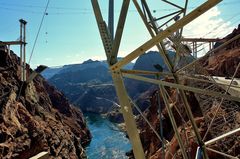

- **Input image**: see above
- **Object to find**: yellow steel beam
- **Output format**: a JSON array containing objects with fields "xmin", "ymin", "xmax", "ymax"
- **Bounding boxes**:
[
  {"xmin": 111, "ymin": 0, "xmax": 130, "ymax": 65},
  {"xmin": 132, "ymin": 0, "xmax": 173, "ymax": 71},
  {"xmin": 182, "ymin": 38, "xmax": 222, "ymax": 42},
  {"xmin": 131, "ymin": 1, "xmax": 220, "ymax": 158},
  {"xmin": 29, "ymin": 151, "xmax": 49, "ymax": 159},
  {"xmin": 112, "ymin": 71, "xmax": 145, "ymax": 159},
  {"xmin": 121, "ymin": 69, "xmax": 173, "ymax": 76},
  {"xmin": 111, "ymin": 0, "xmax": 222, "ymax": 70},
  {"xmin": 205, "ymin": 127, "xmax": 240, "ymax": 146},
  {"xmin": 91, "ymin": 1, "xmax": 145, "ymax": 158},
  {"xmin": 91, "ymin": 0, "xmax": 112, "ymax": 63},
  {"xmin": 205, "ymin": 148, "xmax": 238, "ymax": 159},
  {"xmin": 122, "ymin": 73, "xmax": 240, "ymax": 103},
  {"xmin": 0, "ymin": 41, "xmax": 26, "ymax": 45},
  {"xmin": 178, "ymin": 74, "xmax": 240, "ymax": 89},
  {"xmin": 160, "ymin": 85, "xmax": 188, "ymax": 159}
]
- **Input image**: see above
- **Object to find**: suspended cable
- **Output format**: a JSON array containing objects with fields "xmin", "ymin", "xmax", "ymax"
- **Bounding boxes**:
[
  {"xmin": 0, "ymin": 2, "xmax": 91, "ymax": 11},
  {"xmin": 17, "ymin": 0, "xmax": 50, "ymax": 101},
  {"xmin": 0, "ymin": 6, "xmax": 92, "ymax": 15},
  {"xmin": 202, "ymin": 12, "xmax": 240, "ymax": 38},
  {"xmin": 182, "ymin": 10, "xmax": 240, "ymax": 57},
  {"xmin": 28, "ymin": 0, "xmax": 50, "ymax": 64},
  {"xmin": 1, "ymin": 0, "xmax": 240, "ymax": 15}
]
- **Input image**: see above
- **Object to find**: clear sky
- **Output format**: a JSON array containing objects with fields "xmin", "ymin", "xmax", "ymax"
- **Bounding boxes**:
[{"xmin": 0, "ymin": 0, "xmax": 239, "ymax": 68}]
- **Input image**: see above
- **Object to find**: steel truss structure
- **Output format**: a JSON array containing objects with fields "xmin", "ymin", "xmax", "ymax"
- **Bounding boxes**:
[
  {"xmin": 91, "ymin": 0, "xmax": 240, "ymax": 159},
  {"xmin": 0, "ymin": 19, "xmax": 27, "ymax": 82}
]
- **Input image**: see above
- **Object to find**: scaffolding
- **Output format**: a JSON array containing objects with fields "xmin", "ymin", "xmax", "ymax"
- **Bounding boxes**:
[{"xmin": 91, "ymin": 0, "xmax": 240, "ymax": 158}]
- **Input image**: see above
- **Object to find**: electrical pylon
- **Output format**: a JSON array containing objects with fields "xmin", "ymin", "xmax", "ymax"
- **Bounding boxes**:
[{"xmin": 91, "ymin": 0, "xmax": 240, "ymax": 158}]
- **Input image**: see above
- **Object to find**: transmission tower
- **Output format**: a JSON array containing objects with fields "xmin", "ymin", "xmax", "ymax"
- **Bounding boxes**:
[{"xmin": 91, "ymin": 0, "xmax": 240, "ymax": 158}]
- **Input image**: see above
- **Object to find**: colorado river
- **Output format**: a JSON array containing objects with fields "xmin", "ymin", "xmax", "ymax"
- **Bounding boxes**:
[{"xmin": 85, "ymin": 113, "xmax": 131, "ymax": 159}]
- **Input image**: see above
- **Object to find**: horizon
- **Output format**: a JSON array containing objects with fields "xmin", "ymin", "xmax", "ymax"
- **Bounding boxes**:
[{"xmin": 1, "ymin": 0, "xmax": 239, "ymax": 68}]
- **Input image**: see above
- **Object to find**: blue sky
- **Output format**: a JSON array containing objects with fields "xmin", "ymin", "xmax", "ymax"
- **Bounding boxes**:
[{"xmin": 0, "ymin": 0, "xmax": 239, "ymax": 68}]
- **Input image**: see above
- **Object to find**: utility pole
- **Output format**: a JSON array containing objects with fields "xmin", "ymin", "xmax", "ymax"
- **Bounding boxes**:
[
  {"xmin": 19, "ymin": 19, "xmax": 27, "ymax": 82},
  {"xmin": 0, "ymin": 19, "xmax": 27, "ymax": 81}
]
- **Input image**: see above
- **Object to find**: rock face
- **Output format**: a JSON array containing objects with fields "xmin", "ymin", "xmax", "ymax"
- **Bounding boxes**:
[
  {"xmin": 44, "ymin": 50, "xmax": 193, "ymax": 118},
  {"xmin": 48, "ymin": 63, "xmax": 117, "ymax": 114},
  {"xmin": 43, "ymin": 59, "xmax": 134, "ymax": 114},
  {"xmin": 202, "ymin": 24, "xmax": 240, "ymax": 77},
  {"xmin": 45, "ymin": 57, "xmax": 141, "ymax": 114},
  {"xmin": 205, "ymin": 48, "xmax": 240, "ymax": 77},
  {"xmin": 126, "ymin": 51, "xmax": 194, "ymax": 97},
  {"xmin": 0, "ymin": 50, "xmax": 91, "ymax": 159}
]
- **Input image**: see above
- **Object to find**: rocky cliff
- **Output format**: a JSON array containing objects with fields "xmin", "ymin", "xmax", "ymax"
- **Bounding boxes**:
[
  {"xmin": 46, "ymin": 56, "xmax": 148, "ymax": 115},
  {"xmin": 202, "ymin": 24, "xmax": 240, "ymax": 77},
  {"xmin": 0, "ymin": 50, "xmax": 91, "ymax": 159},
  {"xmin": 48, "ymin": 63, "xmax": 117, "ymax": 114},
  {"xmin": 44, "ymin": 50, "xmax": 193, "ymax": 116}
]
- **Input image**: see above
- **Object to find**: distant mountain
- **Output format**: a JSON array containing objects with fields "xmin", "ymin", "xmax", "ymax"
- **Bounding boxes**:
[
  {"xmin": 42, "ymin": 58, "xmax": 134, "ymax": 79},
  {"xmin": 41, "ymin": 66, "xmax": 65, "ymax": 79},
  {"xmin": 133, "ymin": 50, "xmax": 175, "ymax": 71},
  {"xmin": 45, "ymin": 51, "xmax": 194, "ymax": 116},
  {"xmin": 51, "ymin": 65, "xmax": 111, "ymax": 84},
  {"xmin": 42, "ymin": 59, "xmax": 133, "ymax": 114},
  {"xmin": 125, "ymin": 50, "xmax": 194, "ymax": 97},
  {"xmin": 48, "ymin": 63, "xmax": 115, "ymax": 113},
  {"xmin": 133, "ymin": 50, "xmax": 194, "ymax": 72}
]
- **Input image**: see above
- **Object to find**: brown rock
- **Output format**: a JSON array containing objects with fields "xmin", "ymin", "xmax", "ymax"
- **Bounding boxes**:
[{"xmin": 0, "ymin": 50, "xmax": 91, "ymax": 159}]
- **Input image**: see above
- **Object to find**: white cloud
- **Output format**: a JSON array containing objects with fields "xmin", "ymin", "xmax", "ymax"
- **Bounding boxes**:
[
  {"xmin": 184, "ymin": 7, "xmax": 234, "ymax": 38},
  {"xmin": 118, "ymin": 50, "xmax": 128, "ymax": 57},
  {"xmin": 90, "ymin": 55, "xmax": 105, "ymax": 61},
  {"xmin": 44, "ymin": 57, "xmax": 52, "ymax": 61},
  {"xmin": 75, "ymin": 53, "xmax": 81, "ymax": 57},
  {"xmin": 182, "ymin": 6, "xmax": 235, "ymax": 57}
]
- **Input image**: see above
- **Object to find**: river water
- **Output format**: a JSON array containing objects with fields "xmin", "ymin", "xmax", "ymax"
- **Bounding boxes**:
[{"xmin": 85, "ymin": 113, "xmax": 131, "ymax": 159}]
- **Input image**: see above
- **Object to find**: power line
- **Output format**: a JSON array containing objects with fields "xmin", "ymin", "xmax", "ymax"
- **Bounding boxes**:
[
  {"xmin": 183, "ymin": 11, "xmax": 240, "ymax": 39},
  {"xmin": 2, "ymin": 0, "xmax": 239, "ymax": 9},
  {"xmin": 0, "ymin": 6, "xmax": 92, "ymax": 15},
  {"xmin": 0, "ymin": 6, "xmax": 43, "ymax": 14},
  {"xmin": 28, "ymin": 0, "xmax": 50, "ymax": 64},
  {"xmin": 17, "ymin": 0, "xmax": 50, "ymax": 101},
  {"xmin": 203, "ymin": 12, "xmax": 240, "ymax": 38},
  {"xmin": 1, "ymin": 0, "xmax": 239, "ymax": 15},
  {"xmin": 0, "ymin": 2, "xmax": 91, "ymax": 11}
]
